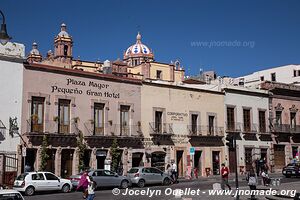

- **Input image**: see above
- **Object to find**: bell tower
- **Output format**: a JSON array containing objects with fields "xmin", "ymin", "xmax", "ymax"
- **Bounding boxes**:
[{"xmin": 54, "ymin": 23, "xmax": 73, "ymax": 65}]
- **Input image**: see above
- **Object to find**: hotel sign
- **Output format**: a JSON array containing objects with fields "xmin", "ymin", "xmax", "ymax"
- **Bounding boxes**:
[
  {"xmin": 167, "ymin": 112, "xmax": 188, "ymax": 121},
  {"xmin": 50, "ymin": 78, "xmax": 120, "ymax": 99}
]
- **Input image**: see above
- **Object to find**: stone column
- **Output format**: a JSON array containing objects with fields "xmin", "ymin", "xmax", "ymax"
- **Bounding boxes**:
[
  {"xmin": 90, "ymin": 148, "xmax": 97, "ymax": 170},
  {"xmin": 285, "ymin": 144, "xmax": 292, "ymax": 165},
  {"xmin": 73, "ymin": 147, "xmax": 79, "ymax": 175},
  {"xmin": 123, "ymin": 148, "xmax": 129, "ymax": 176},
  {"xmin": 35, "ymin": 147, "xmax": 42, "ymax": 171},
  {"xmin": 55, "ymin": 147, "xmax": 62, "ymax": 176},
  {"xmin": 17, "ymin": 145, "xmax": 22, "ymax": 175}
]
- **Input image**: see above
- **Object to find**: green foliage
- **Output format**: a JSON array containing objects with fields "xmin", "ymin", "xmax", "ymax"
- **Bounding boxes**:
[
  {"xmin": 39, "ymin": 135, "xmax": 49, "ymax": 171},
  {"xmin": 110, "ymin": 138, "xmax": 120, "ymax": 172},
  {"xmin": 77, "ymin": 130, "xmax": 87, "ymax": 172}
]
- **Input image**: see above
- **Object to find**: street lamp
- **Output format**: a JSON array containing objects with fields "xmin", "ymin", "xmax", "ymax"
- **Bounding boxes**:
[{"xmin": 0, "ymin": 10, "xmax": 12, "ymax": 45}]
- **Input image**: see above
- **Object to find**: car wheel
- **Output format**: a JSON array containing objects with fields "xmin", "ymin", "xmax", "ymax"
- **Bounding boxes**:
[
  {"xmin": 25, "ymin": 186, "xmax": 35, "ymax": 196},
  {"xmin": 137, "ymin": 179, "xmax": 145, "ymax": 188},
  {"xmin": 163, "ymin": 178, "xmax": 171, "ymax": 186},
  {"xmin": 120, "ymin": 180, "xmax": 129, "ymax": 189},
  {"xmin": 62, "ymin": 184, "xmax": 71, "ymax": 193}
]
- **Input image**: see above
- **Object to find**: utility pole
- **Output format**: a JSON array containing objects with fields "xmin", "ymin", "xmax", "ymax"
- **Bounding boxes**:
[{"xmin": 234, "ymin": 135, "xmax": 239, "ymax": 200}]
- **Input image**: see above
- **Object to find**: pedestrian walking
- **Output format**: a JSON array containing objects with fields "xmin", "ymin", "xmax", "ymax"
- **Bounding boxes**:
[
  {"xmin": 255, "ymin": 158, "xmax": 260, "ymax": 176},
  {"xmin": 171, "ymin": 160, "xmax": 178, "ymax": 183},
  {"xmin": 77, "ymin": 171, "xmax": 89, "ymax": 199},
  {"xmin": 261, "ymin": 169, "xmax": 271, "ymax": 186},
  {"xmin": 246, "ymin": 168, "xmax": 258, "ymax": 200},
  {"xmin": 220, "ymin": 163, "xmax": 231, "ymax": 190},
  {"xmin": 86, "ymin": 176, "xmax": 96, "ymax": 200}
]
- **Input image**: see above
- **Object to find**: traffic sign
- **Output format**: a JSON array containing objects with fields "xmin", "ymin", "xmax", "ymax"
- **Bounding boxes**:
[
  {"xmin": 22, "ymin": 147, "xmax": 26, "ymax": 157},
  {"xmin": 190, "ymin": 147, "xmax": 195, "ymax": 155}
]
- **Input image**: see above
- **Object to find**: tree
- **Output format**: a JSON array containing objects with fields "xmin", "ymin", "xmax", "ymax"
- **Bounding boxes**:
[
  {"xmin": 110, "ymin": 138, "xmax": 120, "ymax": 172},
  {"xmin": 39, "ymin": 135, "xmax": 49, "ymax": 171},
  {"xmin": 77, "ymin": 130, "xmax": 87, "ymax": 172}
]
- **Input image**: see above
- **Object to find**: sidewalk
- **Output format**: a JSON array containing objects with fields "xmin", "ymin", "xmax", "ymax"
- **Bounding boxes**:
[{"xmin": 178, "ymin": 172, "xmax": 284, "ymax": 183}]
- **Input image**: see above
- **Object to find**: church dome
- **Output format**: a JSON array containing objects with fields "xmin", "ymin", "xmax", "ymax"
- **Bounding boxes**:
[
  {"xmin": 124, "ymin": 32, "xmax": 154, "ymax": 60},
  {"xmin": 29, "ymin": 42, "xmax": 40, "ymax": 55},
  {"xmin": 57, "ymin": 23, "xmax": 70, "ymax": 38}
]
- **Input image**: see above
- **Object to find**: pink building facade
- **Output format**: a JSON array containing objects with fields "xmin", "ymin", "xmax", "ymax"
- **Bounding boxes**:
[
  {"xmin": 18, "ymin": 63, "xmax": 143, "ymax": 177},
  {"xmin": 261, "ymin": 81, "xmax": 300, "ymax": 172}
]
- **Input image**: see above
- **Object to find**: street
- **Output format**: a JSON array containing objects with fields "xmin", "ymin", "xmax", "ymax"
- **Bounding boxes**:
[{"xmin": 24, "ymin": 177, "xmax": 300, "ymax": 200}]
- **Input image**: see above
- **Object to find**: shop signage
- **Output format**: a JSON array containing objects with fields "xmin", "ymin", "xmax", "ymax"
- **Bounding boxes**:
[
  {"xmin": 167, "ymin": 112, "xmax": 188, "ymax": 121},
  {"xmin": 96, "ymin": 150, "xmax": 107, "ymax": 157},
  {"xmin": 50, "ymin": 78, "xmax": 120, "ymax": 99}
]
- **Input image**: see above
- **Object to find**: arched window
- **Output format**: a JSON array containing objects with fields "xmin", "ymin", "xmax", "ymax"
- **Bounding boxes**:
[{"xmin": 64, "ymin": 45, "xmax": 68, "ymax": 56}]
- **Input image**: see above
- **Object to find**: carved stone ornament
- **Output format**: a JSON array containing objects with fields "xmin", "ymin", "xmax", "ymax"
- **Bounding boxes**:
[
  {"xmin": 289, "ymin": 105, "xmax": 298, "ymax": 113},
  {"xmin": 275, "ymin": 103, "xmax": 284, "ymax": 111}
]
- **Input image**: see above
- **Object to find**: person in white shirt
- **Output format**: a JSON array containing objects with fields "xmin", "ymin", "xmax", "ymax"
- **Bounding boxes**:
[
  {"xmin": 171, "ymin": 160, "xmax": 178, "ymax": 183},
  {"xmin": 86, "ymin": 176, "xmax": 95, "ymax": 200}
]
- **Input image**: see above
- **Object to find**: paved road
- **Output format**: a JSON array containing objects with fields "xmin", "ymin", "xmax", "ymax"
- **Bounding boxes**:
[{"xmin": 24, "ymin": 177, "xmax": 300, "ymax": 200}]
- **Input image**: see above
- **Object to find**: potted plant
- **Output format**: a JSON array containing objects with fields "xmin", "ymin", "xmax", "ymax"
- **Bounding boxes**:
[
  {"xmin": 73, "ymin": 117, "xmax": 80, "ymax": 124},
  {"xmin": 31, "ymin": 114, "xmax": 39, "ymax": 122},
  {"xmin": 53, "ymin": 116, "xmax": 59, "ymax": 122}
]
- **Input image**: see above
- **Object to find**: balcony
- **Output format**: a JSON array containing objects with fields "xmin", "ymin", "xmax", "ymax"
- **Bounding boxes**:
[
  {"xmin": 84, "ymin": 121, "xmax": 142, "ymax": 137},
  {"xmin": 273, "ymin": 124, "xmax": 293, "ymax": 133},
  {"xmin": 26, "ymin": 119, "xmax": 78, "ymax": 134},
  {"xmin": 188, "ymin": 125, "xmax": 224, "ymax": 147},
  {"xmin": 291, "ymin": 125, "xmax": 300, "ymax": 134},
  {"xmin": 241, "ymin": 123, "xmax": 258, "ymax": 133},
  {"xmin": 187, "ymin": 125, "xmax": 202, "ymax": 136},
  {"xmin": 187, "ymin": 125, "xmax": 224, "ymax": 137},
  {"xmin": 149, "ymin": 122, "xmax": 173, "ymax": 136},
  {"xmin": 225, "ymin": 122, "xmax": 241, "ymax": 132},
  {"xmin": 25, "ymin": 119, "xmax": 78, "ymax": 147}
]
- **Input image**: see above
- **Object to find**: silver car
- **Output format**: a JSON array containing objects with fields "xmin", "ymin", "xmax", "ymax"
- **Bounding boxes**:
[
  {"xmin": 69, "ymin": 169, "xmax": 131, "ymax": 189},
  {"xmin": 127, "ymin": 167, "xmax": 172, "ymax": 188}
]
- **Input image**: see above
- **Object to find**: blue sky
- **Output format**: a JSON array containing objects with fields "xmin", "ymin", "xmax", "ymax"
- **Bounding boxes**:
[{"xmin": 2, "ymin": 0, "xmax": 300, "ymax": 77}]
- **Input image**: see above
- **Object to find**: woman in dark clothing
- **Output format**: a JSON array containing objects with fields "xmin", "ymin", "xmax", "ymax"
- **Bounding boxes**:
[{"xmin": 246, "ymin": 168, "xmax": 258, "ymax": 200}]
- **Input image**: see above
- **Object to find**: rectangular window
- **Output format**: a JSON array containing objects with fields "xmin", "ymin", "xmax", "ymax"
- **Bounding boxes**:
[
  {"xmin": 227, "ymin": 107, "xmax": 235, "ymax": 131},
  {"xmin": 260, "ymin": 76, "xmax": 264, "ymax": 81},
  {"xmin": 31, "ymin": 97, "xmax": 45, "ymax": 132},
  {"xmin": 191, "ymin": 114, "xmax": 198, "ymax": 134},
  {"xmin": 259, "ymin": 110, "xmax": 266, "ymax": 133},
  {"xmin": 156, "ymin": 70, "xmax": 162, "ymax": 79},
  {"xmin": 243, "ymin": 109, "xmax": 251, "ymax": 132},
  {"xmin": 94, "ymin": 103, "xmax": 105, "ymax": 135},
  {"xmin": 294, "ymin": 70, "xmax": 297, "ymax": 77},
  {"xmin": 298, "ymin": 70, "xmax": 300, "ymax": 77},
  {"xmin": 120, "ymin": 105, "xmax": 130, "ymax": 136},
  {"xmin": 58, "ymin": 99, "xmax": 70, "ymax": 134},
  {"xmin": 208, "ymin": 115, "xmax": 215, "ymax": 135},
  {"xmin": 155, "ymin": 111, "xmax": 163, "ymax": 133},
  {"xmin": 275, "ymin": 111, "xmax": 282, "ymax": 125},
  {"xmin": 271, "ymin": 73, "xmax": 276, "ymax": 82},
  {"xmin": 290, "ymin": 112, "xmax": 296, "ymax": 129}
]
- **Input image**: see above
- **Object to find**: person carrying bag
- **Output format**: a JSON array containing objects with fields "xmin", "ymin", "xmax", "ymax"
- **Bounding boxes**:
[{"xmin": 246, "ymin": 168, "xmax": 258, "ymax": 200}]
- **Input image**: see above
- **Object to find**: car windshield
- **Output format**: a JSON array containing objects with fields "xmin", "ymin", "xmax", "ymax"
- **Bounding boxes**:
[
  {"xmin": 16, "ymin": 173, "xmax": 28, "ymax": 181},
  {"xmin": 0, "ymin": 193, "xmax": 23, "ymax": 200},
  {"xmin": 128, "ymin": 168, "xmax": 139, "ymax": 173}
]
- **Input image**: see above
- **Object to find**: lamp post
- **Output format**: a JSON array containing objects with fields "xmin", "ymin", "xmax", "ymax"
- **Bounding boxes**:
[{"xmin": 0, "ymin": 10, "xmax": 12, "ymax": 45}]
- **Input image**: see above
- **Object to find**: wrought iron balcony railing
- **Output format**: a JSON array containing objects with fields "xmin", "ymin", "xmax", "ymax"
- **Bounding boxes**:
[
  {"xmin": 272, "ymin": 124, "xmax": 300, "ymax": 134},
  {"xmin": 225, "ymin": 122, "xmax": 241, "ymax": 132},
  {"xmin": 26, "ymin": 119, "xmax": 78, "ymax": 134},
  {"xmin": 84, "ymin": 121, "xmax": 142, "ymax": 137},
  {"xmin": 149, "ymin": 122, "xmax": 173, "ymax": 135},
  {"xmin": 241, "ymin": 123, "xmax": 258, "ymax": 133},
  {"xmin": 187, "ymin": 125, "xmax": 224, "ymax": 136},
  {"xmin": 187, "ymin": 125, "xmax": 202, "ymax": 136}
]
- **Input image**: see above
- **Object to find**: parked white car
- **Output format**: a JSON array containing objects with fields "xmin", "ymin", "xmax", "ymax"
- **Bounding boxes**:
[
  {"xmin": 0, "ymin": 189, "xmax": 25, "ymax": 200},
  {"xmin": 13, "ymin": 172, "xmax": 72, "ymax": 196}
]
